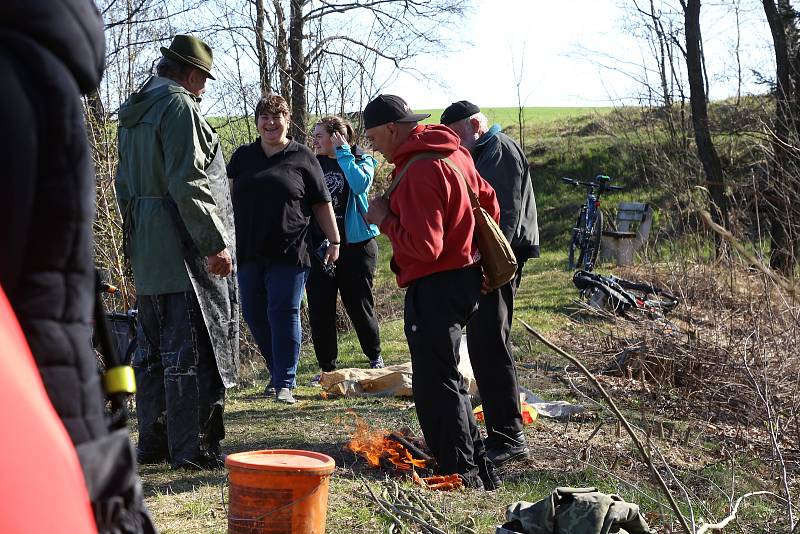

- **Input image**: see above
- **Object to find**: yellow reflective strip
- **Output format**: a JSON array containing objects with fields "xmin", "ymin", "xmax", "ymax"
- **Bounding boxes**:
[{"xmin": 104, "ymin": 366, "xmax": 136, "ymax": 394}]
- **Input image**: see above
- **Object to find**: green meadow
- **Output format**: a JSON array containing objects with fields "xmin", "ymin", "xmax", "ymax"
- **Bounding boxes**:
[{"xmin": 418, "ymin": 106, "xmax": 614, "ymax": 126}]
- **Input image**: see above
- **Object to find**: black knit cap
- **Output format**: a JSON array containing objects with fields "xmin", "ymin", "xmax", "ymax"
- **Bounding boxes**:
[
  {"xmin": 440, "ymin": 100, "xmax": 480, "ymax": 125},
  {"xmin": 362, "ymin": 94, "xmax": 430, "ymax": 129}
]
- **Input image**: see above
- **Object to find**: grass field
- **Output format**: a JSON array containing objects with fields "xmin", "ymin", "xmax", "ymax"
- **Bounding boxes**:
[
  {"xmin": 140, "ymin": 105, "xmax": 790, "ymax": 533},
  {"xmin": 418, "ymin": 106, "xmax": 613, "ymax": 126}
]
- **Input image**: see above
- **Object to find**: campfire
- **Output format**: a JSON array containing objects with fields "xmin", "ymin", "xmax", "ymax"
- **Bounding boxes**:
[
  {"xmin": 346, "ymin": 414, "xmax": 429, "ymax": 471},
  {"xmin": 345, "ymin": 413, "xmax": 463, "ymax": 490}
]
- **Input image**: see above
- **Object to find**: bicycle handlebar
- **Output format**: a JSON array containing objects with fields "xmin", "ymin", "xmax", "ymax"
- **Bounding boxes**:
[{"xmin": 560, "ymin": 176, "xmax": 624, "ymax": 191}]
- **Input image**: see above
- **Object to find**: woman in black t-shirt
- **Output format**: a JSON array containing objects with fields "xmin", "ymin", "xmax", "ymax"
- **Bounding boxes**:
[
  {"xmin": 308, "ymin": 116, "xmax": 383, "ymax": 375},
  {"xmin": 227, "ymin": 95, "xmax": 340, "ymax": 405}
]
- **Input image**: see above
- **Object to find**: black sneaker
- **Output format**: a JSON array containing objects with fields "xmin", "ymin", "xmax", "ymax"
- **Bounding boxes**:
[
  {"xmin": 369, "ymin": 356, "xmax": 385, "ymax": 369},
  {"xmin": 172, "ymin": 451, "xmax": 226, "ymax": 470},
  {"xmin": 486, "ymin": 443, "xmax": 530, "ymax": 467},
  {"xmin": 137, "ymin": 449, "xmax": 170, "ymax": 465},
  {"xmin": 457, "ymin": 471, "xmax": 484, "ymax": 490},
  {"xmin": 477, "ymin": 457, "xmax": 502, "ymax": 491}
]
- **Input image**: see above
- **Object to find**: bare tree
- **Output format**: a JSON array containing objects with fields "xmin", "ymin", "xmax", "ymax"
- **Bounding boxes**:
[
  {"xmin": 248, "ymin": 0, "xmax": 470, "ymax": 141},
  {"xmin": 763, "ymin": 0, "xmax": 800, "ymax": 274},
  {"xmin": 255, "ymin": 0, "xmax": 271, "ymax": 95},
  {"xmin": 681, "ymin": 0, "xmax": 729, "ymax": 248}
]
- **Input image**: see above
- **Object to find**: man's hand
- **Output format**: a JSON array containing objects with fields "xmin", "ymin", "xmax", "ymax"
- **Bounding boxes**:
[
  {"xmin": 367, "ymin": 196, "xmax": 390, "ymax": 226},
  {"xmin": 480, "ymin": 274, "xmax": 491, "ymax": 294},
  {"xmin": 207, "ymin": 248, "xmax": 233, "ymax": 277},
  {"xmin": 325, "ymin": 242, "xmax": 340, "ymax": 265}
]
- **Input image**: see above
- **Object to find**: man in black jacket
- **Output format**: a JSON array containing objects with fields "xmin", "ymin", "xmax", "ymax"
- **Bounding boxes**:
[
  {"xmin": 0, "ymin": 1, "xmax": 154, "ymax": 531},
  {"xmin": 441, "ymin": 101, "xmax": 540, "ymax": 466}
]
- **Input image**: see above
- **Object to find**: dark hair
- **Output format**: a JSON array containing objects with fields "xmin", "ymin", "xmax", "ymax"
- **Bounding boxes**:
[
  {"xmin": 156, "ymin": 56, "xmax": 192, "ymax": 81},
  {"xmin": 315, "ymin": 115, "xmax": 356, "ymax": 145},
  {"xmin": 255, "ymin": 94, "xmax": 290, "ymax": 123}
]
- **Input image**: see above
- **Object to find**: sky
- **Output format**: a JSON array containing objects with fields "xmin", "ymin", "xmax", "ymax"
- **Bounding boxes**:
[{"xmin": 381, "ymin": 0, "xmax": 775, "ymax": 109}]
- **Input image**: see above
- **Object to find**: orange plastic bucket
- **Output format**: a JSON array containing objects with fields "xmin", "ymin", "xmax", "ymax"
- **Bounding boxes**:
[{"xmin": 226, "ymin": 449, "xmax": 336, "ymax": 533}]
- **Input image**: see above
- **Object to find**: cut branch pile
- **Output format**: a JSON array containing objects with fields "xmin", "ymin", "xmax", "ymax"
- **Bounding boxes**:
[
  {"xmin": 564, "ymin": 262, "xmax": 800, "ymax": 457},
  {"xmin": 359, "ymin": 478, "xmax": 477, "ymax": 534}
]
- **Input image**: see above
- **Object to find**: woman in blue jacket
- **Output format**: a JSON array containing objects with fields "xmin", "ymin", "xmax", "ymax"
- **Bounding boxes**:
[{"xmin": 309, "ymin": 116, "xmax": 383, "ymax": 372}]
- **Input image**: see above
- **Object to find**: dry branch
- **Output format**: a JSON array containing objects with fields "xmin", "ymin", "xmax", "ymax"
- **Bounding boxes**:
[
  {"xmin": 696, "ymin": 491, "xmax": 787, "ymax": 533},
  {"xmin": 519, "ymin": 319, "xmax": 693, "ymax": 534},
  {"xmin": 696, "ymin": 209, "xmax": 797, "ymax": 297}
]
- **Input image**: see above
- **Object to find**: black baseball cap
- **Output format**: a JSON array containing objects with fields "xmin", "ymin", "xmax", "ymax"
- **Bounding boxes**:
[
  {"xmin": 440, "ymin": 100, "xmax": 480, "ymax": 125},
  {"xmin": 362, "ymin": 94, "xmax": 431, "ymax": 129}
]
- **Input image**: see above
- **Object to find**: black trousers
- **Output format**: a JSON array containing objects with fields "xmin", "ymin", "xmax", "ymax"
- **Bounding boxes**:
[
  {"xmin": 405, "ymin": 266, "xmax": 487, "ymax": 478},
  {"xmin": 467, "ymin": 260, "xmax": 527, "ymax": 449},
  {"xmin": 133, "ymin": 291, "xmax": 225, "ymax": 466},
  {"xmin": 307, "ymin": 238, "xmax": 381, "ymax": 371}
]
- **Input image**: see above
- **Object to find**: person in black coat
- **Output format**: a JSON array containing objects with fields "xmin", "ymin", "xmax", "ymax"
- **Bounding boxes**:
[
  {"xmin": 441, "ymin": 101, "xmax": 540, "ymax": 467},
  {"xmin": 0, "ymin": 0, "xmax": 154, "ymax": 531}
]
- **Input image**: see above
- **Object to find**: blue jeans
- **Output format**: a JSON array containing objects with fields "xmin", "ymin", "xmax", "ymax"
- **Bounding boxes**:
[
  {"xmin": 133, "ymin": 291, "xmax": 225, "ymax": 467},
  {"xmin": 238, "ymin": 260, "xmax": 309, "ymax": 389}
]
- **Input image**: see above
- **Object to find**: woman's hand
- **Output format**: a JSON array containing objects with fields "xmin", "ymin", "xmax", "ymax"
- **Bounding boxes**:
[{"xmin": 331, "ymin": 131, "xmax": 348, "ymax": 148}]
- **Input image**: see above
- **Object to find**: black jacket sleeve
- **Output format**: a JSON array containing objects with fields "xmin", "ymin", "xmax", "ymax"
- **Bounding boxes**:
[{"xmin": 0, "ymin": 54, "xmax": 37, "ymax": 295}]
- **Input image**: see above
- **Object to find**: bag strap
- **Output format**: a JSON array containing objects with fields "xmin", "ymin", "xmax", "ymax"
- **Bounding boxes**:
[
  {"xmin": 439, "ymin": 157, "xmax": 482, "ymax": 210},
  {"xmin": 381, "ymin": 152, "xmax": 483, "ymax": 214},
  {"xmin": 381, "ymin": 151, "xmax": 443, "ymax": 199}
]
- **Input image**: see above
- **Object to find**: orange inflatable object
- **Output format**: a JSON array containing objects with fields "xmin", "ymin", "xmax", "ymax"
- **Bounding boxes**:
[
  {"xmin": 0, "ymin": 285, "xmax": 97, "ymax": 533},
  {"xmin": 473, "ymin": 401, "xmax": 538, "ymax": 425}
]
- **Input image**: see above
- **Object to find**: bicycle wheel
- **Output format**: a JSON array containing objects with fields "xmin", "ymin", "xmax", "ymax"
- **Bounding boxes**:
[
  {"xmin": 567, "ymin": 209, "xmax": 585, "ymax": 270},
  {"xmin": 578, "ymin": 209, "xmax": 603, "ymax": 271}
]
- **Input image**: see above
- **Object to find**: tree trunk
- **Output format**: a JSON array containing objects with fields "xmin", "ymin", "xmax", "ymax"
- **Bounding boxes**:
[
  {"xmin": 649, "ymin": 0, "xmax": 672, "ymax": 109},
  {"xmin": 274, "ymin": 0, "xmax": 291, "ymax": 103},
  {"xmin": 289, "ymin": 0, "xmax": 308, "ymax": 142},
  {"xmin": 763, "ymin": 0, "xmax": 798, "ymax": 273},
  {"xmin": 255, "ymin": 0, "xmax": 271, "ymax": 95},
  {"xmin": 683, "ymin": 0, "xmax": 728, "ymax": 253}
]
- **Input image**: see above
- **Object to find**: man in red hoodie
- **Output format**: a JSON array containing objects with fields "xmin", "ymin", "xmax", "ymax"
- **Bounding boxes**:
[{"xmin": 364, "ymin": 94, "xmax": 502, "ymax": 490}]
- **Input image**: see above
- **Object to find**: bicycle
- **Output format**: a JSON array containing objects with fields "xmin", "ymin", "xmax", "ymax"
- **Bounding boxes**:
[
  {"xmin": 573, "ymin": 270, "xmax": 679, "ymax": 319},
  {"xmin": 92, "ymin": 270, "xmax": 137, "ymax": 429},
  {"xmin": 561, "ymin": 175, "xmax": 624, "ymax": 271},
  {"xmin": 93, "ymin": 276, "xmax": 138, "ymax": 367}
]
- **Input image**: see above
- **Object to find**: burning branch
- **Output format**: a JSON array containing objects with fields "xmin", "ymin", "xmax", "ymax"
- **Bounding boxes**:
[
  {"xmin": 345, "ymin": 412, "xmax": 429, "ymax": 471},
  {"xmin": 387, "ymin": 432, "xmax": 433, "ymax": 463}
]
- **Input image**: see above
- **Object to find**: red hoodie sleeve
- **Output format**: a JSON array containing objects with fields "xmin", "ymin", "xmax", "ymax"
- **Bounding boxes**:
[{"xmin": 379, "ymin": 160, "xmax": 448, "ymax": 263}]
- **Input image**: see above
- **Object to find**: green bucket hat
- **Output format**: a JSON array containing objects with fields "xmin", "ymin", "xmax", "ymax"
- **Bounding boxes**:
[{"xmin": 160, "ymin": 35, "xmax": 215, "ymax": 80}]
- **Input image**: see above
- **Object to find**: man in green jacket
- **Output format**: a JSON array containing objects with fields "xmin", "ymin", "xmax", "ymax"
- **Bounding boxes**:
[{"xmin": 115, "ymin": 35, "xmax": 239, "ymax": 469}]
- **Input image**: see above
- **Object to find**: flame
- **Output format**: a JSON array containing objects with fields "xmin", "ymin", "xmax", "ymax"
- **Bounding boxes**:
[{"xmin": 345, "ymin": 412, "xmax": 427, "ymax": 471}]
